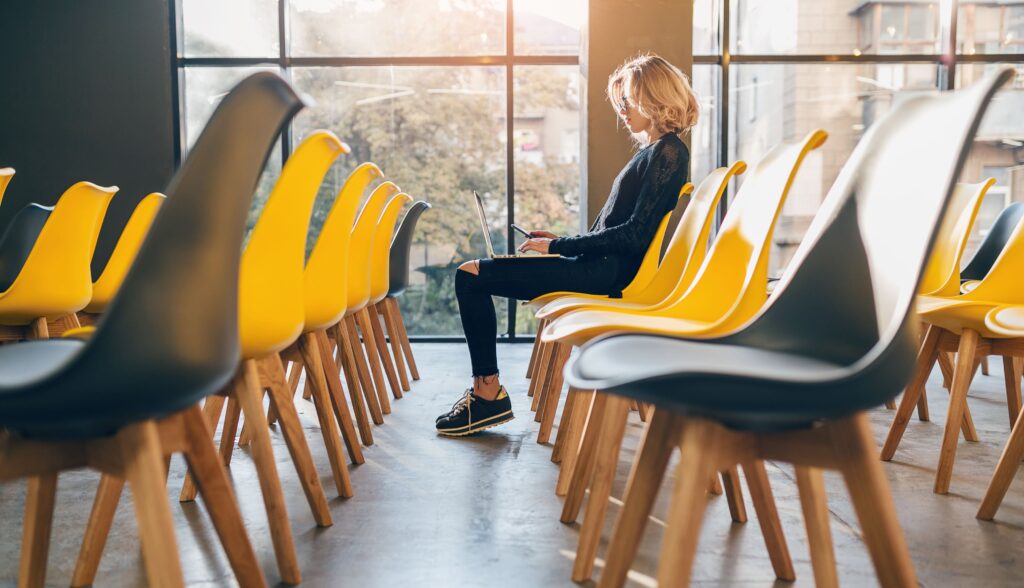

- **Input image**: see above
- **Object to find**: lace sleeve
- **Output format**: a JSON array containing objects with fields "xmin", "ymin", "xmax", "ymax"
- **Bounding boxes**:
[{"xmin": 551, "ymin": 139, "xmax": 688, "ymax": 257}]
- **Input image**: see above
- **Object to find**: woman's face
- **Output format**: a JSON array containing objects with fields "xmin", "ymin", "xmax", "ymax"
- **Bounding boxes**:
[{"xmin": 617, "ymin": 87, "xmax": 652, "ymax": 135}]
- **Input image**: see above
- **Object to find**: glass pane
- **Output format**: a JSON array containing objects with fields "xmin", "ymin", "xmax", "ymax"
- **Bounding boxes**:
[
  {"xmin": 290, "ymin": 0, "xmax": 505, "ymax": 57},
  {"xmin": 691, "ymin": 65, "xmax": 720, "ymax": 185},
  {"xmin": 729, "ymin": 63, "xmax": 939, "ymax": 276},
  {"xmin": 512, "ymin": 65, "xmax": 582, "ymax": 334},
  {"xmin": 291, "ymin": 66, "xmax": 507, "ymax": 336},
  {"xmin": 731, "ymin": 0, "xmax": 940, "ymax": 55},
  {"xmin": 958, "ymin": 4, "xmax": 1024, "ymax": 55},
  {"xmin": 514, "ymin": 0, "xmax": 584, "ymax": 55},
  {"xmin": 956, "ymin": 64, "xmax": 1024, "ymax": 258},
  {"xmin": 694, "ymin": 0, "xmax": 721, "ymax": 56},
  {"xmin": 181, "ymin": 0, "xmax": 279, "ymax": 57}
]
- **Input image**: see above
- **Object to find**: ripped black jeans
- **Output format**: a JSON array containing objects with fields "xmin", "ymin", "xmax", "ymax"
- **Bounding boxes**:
[{"xmin": 455, "ymin": 255, "xmax": 621, "ymax": 377}]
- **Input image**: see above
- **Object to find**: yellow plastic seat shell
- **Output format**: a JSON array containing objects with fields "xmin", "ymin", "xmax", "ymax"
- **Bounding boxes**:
[
  {"xmin": 303, "ymin": 162, "xmax": 383, "ymax": 332},
  {"xmin": 535, "ymin": 161, "xmax": 746, "ymax": 322},
  {"xmin": 239, "ymin": 130, "xmax": 350, "ymax": 359},
  {"xmin": 85, "ymin": 192, "xmax": 166, "ymax": 313},
  {"xmin": 345, "ymin": 181, "xmax": 401, "ymax": 316},
  {"xmin": 526, "ymin": 184, "xmax": 693, "ymax": 313},
  {"xmin": 918, "ymin": 178, "xmax": 994, "ymax": 297},
  {"xmin": 0, "ymin": 167, "xmax": 14, "ymax": 205},
  {"xmin": 541, "ymin": 129, "xmax": 828, "ymax": 347},
  {"xmin": 0, "ymin": 182, "xmax": 116, "ymax": 325},
  {"xmin": 368, "ymin": 193, "xmax": 414, "ymax": 305},
  {"xmin": 985, "ymin": 305, "xmax": 1024, "ymax": 337}
]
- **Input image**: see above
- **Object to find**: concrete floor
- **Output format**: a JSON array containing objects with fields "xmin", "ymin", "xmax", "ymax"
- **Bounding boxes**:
[{"xmin": 1, "ymin": 342, "xmax": 1023, "ymax": 587}]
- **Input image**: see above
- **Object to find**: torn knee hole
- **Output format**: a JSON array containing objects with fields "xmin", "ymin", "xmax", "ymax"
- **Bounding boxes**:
[{"xmin": 458, "ymin": 260, "xmax": 480, "ymax": 275}]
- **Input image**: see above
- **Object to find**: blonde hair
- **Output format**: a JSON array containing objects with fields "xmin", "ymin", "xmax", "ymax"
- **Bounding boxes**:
[{"xmin": 608, "ymin": 53, "xmax": 700, "ymax": 143}]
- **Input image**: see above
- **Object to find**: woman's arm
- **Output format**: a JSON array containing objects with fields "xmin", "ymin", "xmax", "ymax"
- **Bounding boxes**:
[{"xmin": 550, "ymin": 142, "xmax": 688, "ymax": 257}]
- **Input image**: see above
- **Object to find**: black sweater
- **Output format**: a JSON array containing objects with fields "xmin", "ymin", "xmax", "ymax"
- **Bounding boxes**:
[{"xmin": 549, "ymin": 133, "xmax": 689, "ymax": 294}]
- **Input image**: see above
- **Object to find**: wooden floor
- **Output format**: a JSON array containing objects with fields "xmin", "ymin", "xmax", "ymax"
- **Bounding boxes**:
[{"xmin": 1, "ymin": 342, "xmax": 1023, "ymax": 586}]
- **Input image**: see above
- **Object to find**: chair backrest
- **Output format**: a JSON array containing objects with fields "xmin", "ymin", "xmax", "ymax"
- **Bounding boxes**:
[
  {"xmin": 725, "ymin": 67, "xmax": 1012, "ymax": 407},
  {"xmin": 661, "ymin": 130, "xmax": 828, "ymax": 331},
  {"xmin": 347, "ymin": 181, "xmax": 400, "ymax": 312},
  {"xmin": 369, "ymin": 192, "xmax": 413, "ymax": 304},
  {"xmin": 86, "ymin": 192, "xmax": 166, "ymax": 313},
  {"xmin": 0, "ymin": 182, "xmax": 116, "ymax": 323},
  {"xmin": 238, "ymin": 130, "xmax": 348, "ymax": 358},
  {"xmin": 304, "ymin": 162, "xmax": 383, "ymax": 331},
  {"xmin": 0, "ymin": 203, "xmax": 50, "ymax": 292},
  {"xmin": 632, "ymin": 161, "xmax": 746, "ymax": 306},
  {"xmin": 960, "ymin": 202, "xmax": 1024, "ymax": 281},
  {"xmin": 918, "ymin": 179, "xmax": 992, "ymax": 297},
  {"xmin": 77, "ymin": 72, "xmax": 303, "ymax": 414},
  {"xmin": 388, "ymin": 200, "xmax": 431, "ymax": 297},
  {"xmin": 619, "ymin": 185, "xmax": 693, "ymax": 298},
  {"xmin": 0, "ymin": 168, "xmax": 14, "ymax": 207},
  {"xmin": 954, "ymin": 213, "xmax": 1024, "ymax": 303}
]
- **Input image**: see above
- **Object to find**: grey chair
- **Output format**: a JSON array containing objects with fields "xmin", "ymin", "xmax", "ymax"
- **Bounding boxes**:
[
  {"xmin": 960, "ymin": 201, "xmax": 1024, "ymax": 282},
  {"xmin": 565, "ymin": 68, "xmax": 1013, "ymax": 588},
  {"xmin": 381, "ymin": 200, "xmax": 430, "ymax": 386},
  {"xmin": 0, "ymin": 72, "xmax": 303, "ymax": 588}
]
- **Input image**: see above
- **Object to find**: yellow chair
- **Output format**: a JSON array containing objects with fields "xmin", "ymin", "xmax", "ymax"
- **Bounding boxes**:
[
  {"xmin": 166, "ymin": 130, "xmax": 350, "ymax": 584},
  {"xmin": 0, "ymin": 167, "xmax": 13, "ymax": 205},
  {"xmin": 883, "ymin": 209, "xmax": 1024, "ymax": 495},
  {"xmin": 279, "ymin": 162, "xmax": 384, "ymax": 453},
  {"xmin": 976, "ymin": 304, "xmax": 1024, "ymax": 520},
  {"xmin": 81, "ymin": 192, "xmax": 166, "ymax": 319},
  {"xmin": 546, "ymin": 130, "xmax": 829, "ymax": 582},
  {"xmin": 0, "ymin": 182, "xmax": 115, "ymax": 341}
]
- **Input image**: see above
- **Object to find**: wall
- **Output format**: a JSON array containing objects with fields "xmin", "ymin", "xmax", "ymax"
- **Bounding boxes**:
[{"xmin": 0, "ymin": 0, "xmax": 176, "ymax": 276}]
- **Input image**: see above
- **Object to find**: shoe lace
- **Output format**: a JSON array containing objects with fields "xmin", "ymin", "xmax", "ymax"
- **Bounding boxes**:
[{"xmin": 448, "ymin": 389, "xmax": 474, "ymax": 419}]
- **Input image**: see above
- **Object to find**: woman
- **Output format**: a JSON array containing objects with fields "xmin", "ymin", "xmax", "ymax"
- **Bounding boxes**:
[{"xmin": 436, "ymin": 53, "xmax": 699, "ymax": 436}]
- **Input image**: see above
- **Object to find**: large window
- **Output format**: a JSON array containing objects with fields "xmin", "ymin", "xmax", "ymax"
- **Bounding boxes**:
[
  {"xmin": 697, "ymin": 0, "xmax": 1024, "ymax": 275},
  {"xmin": 174, "ymin": 0, "xmax": 583, "ymax": 338}
]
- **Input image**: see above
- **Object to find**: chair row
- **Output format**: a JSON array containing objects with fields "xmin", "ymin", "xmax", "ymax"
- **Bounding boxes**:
[
  {"xmin": 0, "ymin": 73, "xmax": 429, "ymax": 587},
  {"xmin": 517, "ymin": 68, "xmax": 1017, "ymax": 586}
]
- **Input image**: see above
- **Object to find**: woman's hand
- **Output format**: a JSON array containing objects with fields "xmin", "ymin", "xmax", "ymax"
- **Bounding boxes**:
[
  {"xmin": 529, "ymin": 230, "xmax": 558, "ymax": 239},
  {"xmin": 518, "ymin": 238, "xmax": 552, "ymax": 255}
]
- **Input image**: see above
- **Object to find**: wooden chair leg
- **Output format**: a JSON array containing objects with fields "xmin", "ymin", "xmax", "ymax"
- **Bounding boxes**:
[
  {"xmin": 178, "ymin": 395, "xmax": 226, "ymax": 502},
  {"xmin": 720, "ymin": 467, "xmax": 747, "ymax": 523},
  {"xmin": 18, "ymin": 474, "xmax": 58, "ymax": 588},
  {"xmin": 981, "ymin": 354, "xmax": 991, "ymax": 376},
  {"xmin": 117, "ymin": 420, "xmax": 185, "ymax": 588},
  {"xmin": 356, "ymin": 308, "xmax": 392, "ymax": 414},
  {"xmin": 882, "ymin": 324, "xmax": 941, "ymax": 460},
  {"xmin": 287, "ymin": 360, "xmax": 303, "ymax": 394},
  {"xmin": 297, "ymin": 335, "xmax": 355, "ymax": 498},
  {"xmin": 313, "ymin": 330, "xmax": 367, "ymax": 460},
  {"xmin": 561, "ymin": 393, "xmax": 609, "ymax": 522},
  {"xmin": 708, "ymin": 472, "xmax": 724, "ymax": 495},
  {"xmin": 538, "ymin": 343, "xmax": 572, "ymax": 444},
  {"xmin": 390, "ymin": 298, "xmax": 420, "ymax": 380},
  {"xmin": 833, "ymin": 414, "xmax": 918, "ymax": 587},
  {"xmin": 71, "ymin": 475, "xmax": 125, "ymax": 587},
  {"xmin": 526, "ymin": 318, "xmax": 548, "ymax": 379},
  {"xmin": 1003, "ymin": 355, "xmax": 1023, "ymax": 428},
  {"xmin": 236, "ymin": 360, "xmax": 301, "ymax": 584},
  {"xmin": 938, "ymin": 351, "xmax": 954, "ymax": 388},
  {"xmin": 219, "ymin": 396, "xmax": 242, "ymax": 462},
  {"xmin": 27, "ymin": 316, "xmax": 48, "ymax": 340},
  {"xmin": 795, "ymin": 467, "xmax": 838, "ymax": 588},
  {"xmin": 180, "ymin": 405, "xmax": 268, "ymax": 588},
  {"xmin": 379, "ymin": 301, "xmax": 411, "ymax": 391},
  {"xmin": 556, "ymin": 389, "xmax": 594, "ymax": 497},
  {"xmin": 978, "ymin": 406, "xmax": 1024, "ymax": 520},
  {"xmin": 654, "ymin": 419, "xmax": 723, "ymax": 588},
  {"xmin": 321, "ymin": 329, "xmax": 373, "ymax": 448},
  {"xmin": 529, "ymin": 340, "xmax": 553, "ymax": 405},
  {"xmin": 572, "ymin": 396, "xmax": 630, "ymax": 582},
  {"xmin": 261, "ymin": 354, "xmax": 342, "ymax": 517},
  {"xmin": 551, "ymin": 385, "xmax": 580, "ymax": 463},
  {"xmin": 343, "ymin": 317, "xmax": 385, "ymax": 424},
  {"xmin": 742, "ymin": 460, "xmax": 795, "ymax": 581},
  {"xmin": 366, "ymin": 305, "xmax": 403, "ymax": 400},
  {"xmin": 596, "ymin": 410, "xmax": 678, "ymax": 588},
  {"xmin": 935, "ymin": 328, "xmax": 979, "ymax": 494}
]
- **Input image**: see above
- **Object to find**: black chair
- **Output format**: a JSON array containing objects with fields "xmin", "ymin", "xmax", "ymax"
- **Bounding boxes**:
[
  {"xmin": 380, "ymin": 200, "xmax": 430, "ymax": 386},
  {"xmin": 565, "ymin": 68, "xmax": 1013, "ymax": 588},
  {"xmin": 0, "ymin": 72, "xmax": 303, "ymax": 588},
  {"xmin": 0, "ymin": 203, "xmax": 50, "ymax": 292},
  {"xmin": 960, "ymin": 201, "xmax": 1024, "ymax": 282}
]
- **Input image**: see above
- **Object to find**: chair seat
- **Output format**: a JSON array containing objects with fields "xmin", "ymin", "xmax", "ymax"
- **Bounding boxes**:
[
  {"xmin": 535, "ymin": 294, "xmax": 645, "ymax": 321},
  {"xmin": 541, "ymin": 309, "xmax": 722, "ymax": 347},
  {"xmin": 0, "ymin": 339, "xmax": 82, "ymax": 388},
  {"xmin": 566, "ymin": 333, "xmax": 880, "ymax": 431},
  {"xmin": 918, "ymin": 297, "xmax": 1014, "ymax": 338}
]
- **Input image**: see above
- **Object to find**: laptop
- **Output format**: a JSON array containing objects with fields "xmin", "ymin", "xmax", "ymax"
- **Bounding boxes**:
[{"xmin": 474, "ymin": 191, "xmax": 559, "ymax": 259}]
